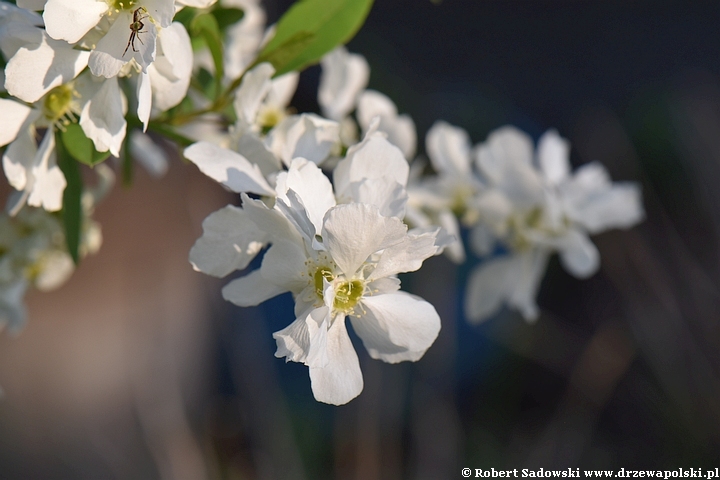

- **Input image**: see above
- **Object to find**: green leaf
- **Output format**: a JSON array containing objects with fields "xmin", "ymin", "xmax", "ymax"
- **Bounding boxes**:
[
  {"xmin": 212, "ymin": 8, "xmax": 244, "ymax": 31},
  {"xmin": 256, "ymin": 0, "xmax": 374, "ymax": 76},
  {"xmin": 191, "ymin": 13, "xmax": 224, "ymax": 97},
  {"xmin": 61, "ymin": 123, "xmax": 111, "ymax": 166},
  {"xmin": 55, "ymin": 131, "xmax": 83, "ymax": 264}
]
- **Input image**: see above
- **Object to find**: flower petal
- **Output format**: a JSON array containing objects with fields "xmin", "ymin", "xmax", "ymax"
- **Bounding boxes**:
[
  {"xmin": 189, "ymin": 205, "xmax": 266, "ymax": 277},
  {"xmin": 233, "ymin": 62, "xmax": 274, "ymax": 127},
  {"xmin": 322, "ymin": 203, "xmax": 407, "ymax": 277},
  {"xmin": 333, "ymin": 129, "xmax": 409, "ymax": 199},
  {"xmin": 43, "ymin": 0, "xmax": 108, "ymax": 44},
  {"xmin": 79, "ymin": 76, "xmax": 127, "ymax": 157},
  {"xmin": 426, "ymin": 120, "xmax": 471, "ymax": 176},
  {"xmin": 465, "ymin": 250, "xmax": 548, "ymax": 323},
  {"xmin": 556, "ymin": 229, "xmax": 600, "ymax": 279},
  {"xmin": 27, "ymin": 130, "xmax": 66, "ymax": 212},
  {"xmin": 352, "ymin": 291, "xmax": 440, "ymax": 363},
  {"xmin": 0, "ymin": 99, "xmax": 33, "ymax": 147},
  {"xmin": 308, "ymin": 316, "xmax": 363, "ymax": 405},
  {"xmin": 221, "ymin": 269, "xmax": 287, "ymax": 307},
  {"xmin": 368, "ymin": 229, "xmax": 440, "ymax": 280},
  {"xmin": 136, "ymin": 71, "xmax": 152, "ymax": 131},
  {"xmin": 260, "ymin": 238, "xmax": 308, "ymax": 292},
  {"xmin": 275, "ymin": 158, "xmax": 335, "ymax": 236},
  {"xmin": 4, "ymin": 33, "xmax": 89, "ymax": 103},
  {"xmin": 319, "ymin": 47, "xmax": 369, "ymax": 121},
  {"xmin": 149, "ymin": 22, "xmax": 193, "ymax": 112},
  {"xmin": 265, "ymin": 113, "xmax": 340, "ymax": 167},
  {"xmin": 537, "ymin": 129, "xmax": 570, "ymax": 185},
  {"xmin": 89, "ymin": 10, "xmax": 157, "ymax": 78},
  {"xmin": 184, "ymin": 141, "xmax": 274, "ymax": 196}
]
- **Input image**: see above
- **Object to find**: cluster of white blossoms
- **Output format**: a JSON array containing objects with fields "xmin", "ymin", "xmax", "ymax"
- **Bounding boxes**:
[
  {"xmin": 407, "ymin": 123, "xmax": 645, "ymax": 323},
  {"xmin": 0, "ymin": 0, "xmax": 645, "ymax": 404}
]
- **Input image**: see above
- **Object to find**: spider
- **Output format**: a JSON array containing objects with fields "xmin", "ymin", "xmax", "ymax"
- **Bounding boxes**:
[{"xmin": 122, "ymin": 7, "xmax": 148, "ymax": 58}]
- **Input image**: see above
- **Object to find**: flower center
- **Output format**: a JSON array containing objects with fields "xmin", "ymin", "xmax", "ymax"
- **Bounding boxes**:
[
  {"xmin": 43, "ymin": 84, "xmax": 77, "ymax": 126},
  {"xmin": 257, "ymin": 105, "xmax": 285, "ymax": 134},
  {"xmin": 332, "ymin": 280, "xmax": 364, "ymax": 312},
  {"xmin": 107, "ymin": 0, "xmax": 138, "ymax": 11}
]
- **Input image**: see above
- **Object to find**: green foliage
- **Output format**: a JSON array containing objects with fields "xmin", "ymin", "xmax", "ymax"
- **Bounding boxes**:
[
  {"xmin": 60, "ymin": 123, "xmax": 111, "ymax": 167},
  {"xmin": 212, "ymin": 8, "xmax": 244, "ymax": 31},
  {"xmin": 55, "ymin": 131, "xmax": 83, "ymax": 264},
  {"xmin": 256, "ymin": 0, "xmax": 374, "ymax": 76},
  {"xmin": 191, "ymin": 13, "xmax": 224, "ymax": 98}
]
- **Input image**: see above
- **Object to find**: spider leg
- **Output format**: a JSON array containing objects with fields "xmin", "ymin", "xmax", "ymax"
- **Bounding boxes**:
[{"xmin": 123, "ymin": 31, "xmax": 135, "ymax": 57}]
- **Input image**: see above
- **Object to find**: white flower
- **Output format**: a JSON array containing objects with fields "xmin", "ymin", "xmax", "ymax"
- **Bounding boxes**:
[
  {"xmin": 2, "ymin": 117, "xmax": 66, "ymax": 215},
  {"xmin": 42, "ymin": 0, "xmax": 174, "ymax": 78},
  {"xmin": 357, "ymin": 90, "xmax": 416, "ymax": 159},
  {"xmin": 465, "ymin": 126, "xmax": 644, "ymax": 323},
  {"xmin": 225, "ymin": 191, "xmax": 442, "ymax": 405},
  {"xmin": 233, "ymin": 62, "xmax": 298, "ymax": 134}
]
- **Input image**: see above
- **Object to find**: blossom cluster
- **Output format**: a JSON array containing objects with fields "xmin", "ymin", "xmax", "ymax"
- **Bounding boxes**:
[{"xmin": 0, "ymin": 0, "xmax": 645, "ymax": 404}]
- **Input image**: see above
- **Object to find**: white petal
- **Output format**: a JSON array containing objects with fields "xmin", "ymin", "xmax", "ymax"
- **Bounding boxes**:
[
  {"xmin": 149, "ymin": 22, "xmax": 193, "ymax": 112},
  {"xmin": 352, "ymin": 291, "xmax": 440, "ymax": 363},
  {"xmin": 537, "ymin": 129, "xmax": 570, "ymax": 185},
  {"xmin": 319, "ymin": 47, "xmax": 369, "ymax": 121},
  {"xmin": 265, "ymin": 113, "xmax": 340, "ymax": 166},
  {"xmin": 89, "ymin": 11, "xmax": 157, "ymax": 78},
  {"xmin": 2, "ymin": 119, "xmax": 38, "ymax": 192},
  {"xmin": 79, "ymin": 76, "xmax": 127, "ymax": 157},
  {"xmin": 274, "ymin": 189, "xmax": 317, "ymax": 246},
  {"xmin": 565, "ymin": 181, "xmax": 644, "ymax": 234},
  {"xmin": 142, "ymin": 0, "xmax": 176, "ymax": 28},
  {"xmin": 273, "ymin": 306, "xmax": 316, "ymax": 364},
  {"xmin": 368, "ymin": 229, "xmax": 440, "ymax": 280},
  {"xmin": 556, "ymin": 229, "xmax": 600, "ymax": 279},
  {"xmin": 426, "ymin": 120, "xmax": 472, "ymax": 176},
  {"xmin": 465, "ymin": 250, "xmax": 548, "ymax": 323},
  {"xmin": 223, "ymin": 0, "xmax": 265, "ymax": 80},
  {"xmin": 276, "ymin": 158, "xmax": 335, "ymax": 236},
  {"xmin": 189, "ymin": 205, "xmax": 266, "ymax": 277},
  {"xmin": 240, "ymin": 193, "xmax": 303, "ymax": 245},
  {"xmin": 4, "ymin": 33, "xmax": 90, "ymax": 103},
  {"xmin": 136, "ymin": 71, "xmax": 152, "ymax": 131},
  {"xmin": 347, "ymin": 176, "xmax": 407, "ymax": 219},
  {"xmin": 386, "ymin": 115, "xmax": 416, "ymax": 159},
  {"xmin": 308, "ymin": 316, "xmax": 363, "ymax": 405},
  {"xmin": 34, "ymin": 250, "xmax": 74, "ymax": 291},
  {"xmin": 0, "ymin": 99, "xmax": 33, "ymax": 147},
  {"xmin": 260, "ymin": 239, "xmax": 308, "ymax": 292},
  {"xmin": 43, "ymin": 0, "xmax": 108, "ymax": 44},
  {"xmin": 221, "ymin": 269, "xmax": 287, "ymax": 307},
  {"xmin": 267, "ymin": 72, "xmax": 298, "ymax": 109},
  {"xmin": 183, "ymin": 141, "xmax": 274, "ymax": 196},
  {"xmin": 27, "ymin": 130, "xmax": 66, "ymax": 212},
  {"xmin": 333, "ymin": 130, "xmax": 409, "ymax": 199},
  {"xmin": 438, "ymin": 209, "xmax": 465, "ymax": 263},
  {"xmin": 356, "ymin": 89, "xmax": 397, "ymax": 129},
  {"xmin": 234, "ymin": 131, "xmax": 282, "ymax": 177},
  {"xmin": 233, "ymin": 62, "xmax": 274, "ymax": 127},
  {"xmin": 322, "ymin": 203, "xmax": 407, "ymax": 277}
]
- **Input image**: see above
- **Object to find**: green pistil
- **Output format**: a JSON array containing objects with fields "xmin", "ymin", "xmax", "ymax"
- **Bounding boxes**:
[
  {"xmin": 43, "ymin": 85, "xmax": 74, "ymax": 124},
  {"xmin": 333, "ymin": 280, "xmax": 364, "ymax": 311},
  {"xmin": 108, "ymin": 0, "xmax": 138, "ymax": 11},
  {"xmin": 313, "ymin": 267, "xmax": 334, "ymax": 299}
]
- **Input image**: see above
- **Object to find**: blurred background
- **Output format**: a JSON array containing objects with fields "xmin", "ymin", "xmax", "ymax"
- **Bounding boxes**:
[{"xmin": 2, "ymin": 0, "xmax": 720, "ymax": 477}]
